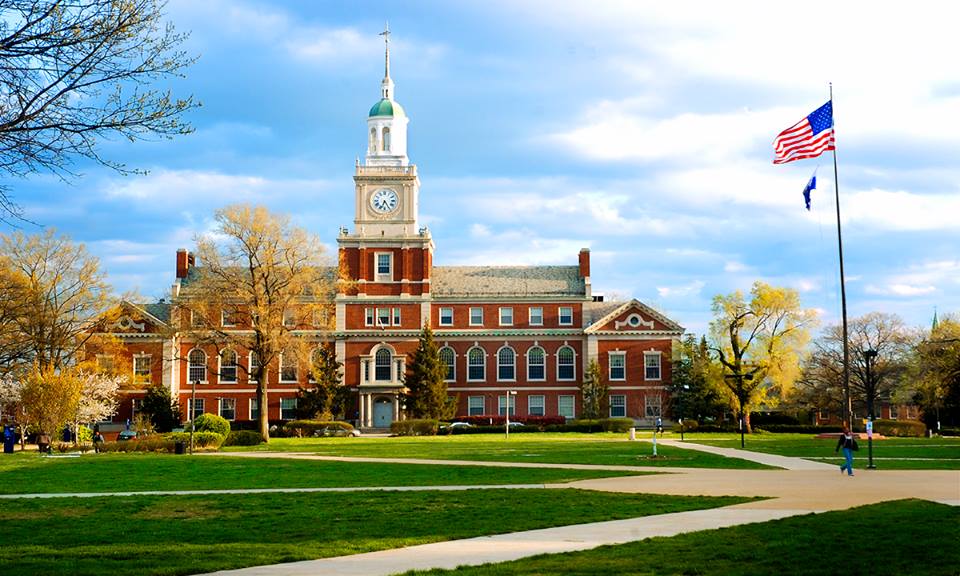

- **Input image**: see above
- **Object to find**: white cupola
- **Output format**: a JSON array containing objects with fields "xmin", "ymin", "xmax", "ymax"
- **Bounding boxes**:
[{"xmin": 366, "ymin": 23, "xmax": 409, "ymax": 167}]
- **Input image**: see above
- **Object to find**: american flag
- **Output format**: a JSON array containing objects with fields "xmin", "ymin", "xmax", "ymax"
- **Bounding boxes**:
[{"xmin": 773, "ymin": 101, "xmax": 835, "ymax": 164}]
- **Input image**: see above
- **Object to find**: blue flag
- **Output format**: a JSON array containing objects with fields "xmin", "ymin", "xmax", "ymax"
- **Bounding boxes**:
[{"xmin": 802, "ymin": 171, "xmax": 816, "ymax": 210}]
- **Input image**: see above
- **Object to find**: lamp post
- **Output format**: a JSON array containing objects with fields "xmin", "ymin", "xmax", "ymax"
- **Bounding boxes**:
[
  {"xmin": 678, "ymin": 384, "xmax": 690, "ymax": 442},
  {"xmin": 863, "ymin": 349, "xmax": 878, "ymax": 470},
  {"xmin": 505, "ymin": 390, "xmax": 517, "ymax": 439},
  {"xmin": 189, "ymin": 380, "xmax": 198, "ymax": 455}
]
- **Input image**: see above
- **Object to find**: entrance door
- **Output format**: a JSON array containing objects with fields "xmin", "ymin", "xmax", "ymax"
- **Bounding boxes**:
[{"xmin": 373, "ymin": 397, "xmax": 393, "ymax": 428}]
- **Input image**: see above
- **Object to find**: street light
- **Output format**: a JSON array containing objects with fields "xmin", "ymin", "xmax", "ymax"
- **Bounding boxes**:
[
  {"xmin": 863, "ymin": 349, "xmax": 878, "ymax": 470},
  {"xmin": 505, "ymin": 390, "xmax": 517, "ymax": 439},
  {"xmin": 189, "ymin": 379, "xmax": 199, "ymax": 455},
  {"xmin": 678, "ymin": 384, "xmax": 690, "ymax": 442}
]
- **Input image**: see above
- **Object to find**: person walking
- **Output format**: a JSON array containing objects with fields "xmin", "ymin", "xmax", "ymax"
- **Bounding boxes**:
[{"xmin": 836, "ymin": 424, "xmax": 858, "ymax": 476}]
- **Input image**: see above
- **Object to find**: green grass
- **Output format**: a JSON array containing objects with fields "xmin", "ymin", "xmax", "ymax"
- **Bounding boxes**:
[
  {"xmin": 0, "ymin": 489, "xmax": 753, "ymax": 576},
  {"xmin": 222, "ymin": 434, "xmax": 773, "ymax": 469},
  {"xmin": 683, "ymin": 433, "xmax": 960, "ymax": 470},
  {"xmin": 0, "ymin": 453, "xmax": 651, "ymax": 494},
  {"xmin": 407, "ymin": 499, "xmax": 960, "ymax": 576}
]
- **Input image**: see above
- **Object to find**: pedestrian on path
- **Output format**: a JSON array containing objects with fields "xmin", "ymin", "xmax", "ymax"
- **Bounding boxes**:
[{"xmin": 836, "ymin": 424, "xmax": 858, "ymax": 476}]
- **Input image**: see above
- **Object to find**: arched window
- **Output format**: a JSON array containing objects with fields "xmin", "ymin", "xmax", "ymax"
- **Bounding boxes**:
[
  {"xmin": 557, "ymin": 346, "xmax": 576, "ymax": 381},
  {"xmin": 220, "ymin": 349, "xmax": 238, "ymax": 383},
  {"xmin": 467, "ymin": 347, "xmax": 485, "ymax": 381},
  {"xmin": 497, "ymin": 346, "xmax": 516, "ymax": 381},
  {"xmin": 375, "ymin": 348, "xmax": 392, "ymax": 381},
  {"xmin": 369, "ymin": 127, "xmax": 377, "ymax": 153},
  {"xmin": 438, "ymin": 347, "xmax": 455, "ymax": 381},
  {"xmin": 188, "ymin": 349, "xmax": 207, "ymax": 383},
  {"xmin": 527, "ymin": 346, "xmax": 545, "ymax": 381},
  {"xmin": 382, "ymin": 127, "xmax": 391, "ymax": 152}
]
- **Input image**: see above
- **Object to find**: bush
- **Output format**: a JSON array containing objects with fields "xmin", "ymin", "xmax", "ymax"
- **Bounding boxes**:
[
  {"xmin": 671, "ymin": 419, "xmax": 699, "ymax": 433},
  {"xmin": 940, "ymin": 427, "xmax": 959, "ymax": 437},
  {"xmin": 284, "ymin": 420, "xmax": 355, "ymax": 437},
  {"xmin": 873, "ymin": 419, "xmax": 926, "ymax": 437},
  {"xmin": 449, "ymin": 424, "xmax": 537, "ymax": 435},
  {"xmin": 222, "ymin": 430, "xmax": 264, "ymax": 446},
  {"xmin": 165, "ymin": 431, "xmax": 225, "ymax": 449},
  {"xmin": 189, "ymin": 413, "xmax": 231, "ymax": 437},
  {"xmin": 390, "ymin": 419, "xmax": 438, "ymax": 436},
  {"xmin": 758, "ymin": 424, "xmax": 844, "ymax": 434},
  {"xmin": 454, "ymin": 415, "xmax": 566, "ymax": 427},
  {"xmin": 696, "ymin": 423, "xmax": 740, "ymax": 433},
  {"xmin": 749, "ymin": 412, "xmax": 801, "ymax": 426},
  {"xmin": 99, "ymin": 435, "xmax": 175, "ymax": 453}
]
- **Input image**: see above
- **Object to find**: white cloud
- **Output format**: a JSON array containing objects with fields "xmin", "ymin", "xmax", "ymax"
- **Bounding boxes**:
[
  {"xmin": 724, "ymin": 261, "xmax": 748, "ymax": 273},
  {"xmin": 866, "ymin": 284, "xmax": 937, "ymax": 297},
  {"xmin": 656, "ymin": 280, "xmax": 705, "ymax": 299}
]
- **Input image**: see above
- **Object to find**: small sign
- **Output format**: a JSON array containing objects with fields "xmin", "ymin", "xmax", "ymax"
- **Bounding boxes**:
[{"xmin": 866, "ymin": 420, "xmax": 873, "ymax": 438}]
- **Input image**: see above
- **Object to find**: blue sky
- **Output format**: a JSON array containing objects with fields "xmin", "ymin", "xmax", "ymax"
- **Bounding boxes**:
[{"xmin": 5, "ymin": 0, "xmax": 958, "ymax": 336}]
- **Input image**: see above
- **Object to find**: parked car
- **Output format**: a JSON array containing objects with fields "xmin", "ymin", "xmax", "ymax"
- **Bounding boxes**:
[
  {"xmin": 441, "ymin": 422, "xmax": 472, "ymax": 430},
  {"xmin": 116, "ymin": 430, "xmax": 139, "ymax": 441},
  {"xmin": 314, "ymin": 426, "xmax": 361, "ymax": 437}
]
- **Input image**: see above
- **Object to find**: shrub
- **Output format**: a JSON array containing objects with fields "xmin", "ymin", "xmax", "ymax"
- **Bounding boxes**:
[
  {"xmin": 873, "ymin": 419, "xmax": 926, "ymax": 437},
  {"xmin": 166, "ymin": 431, "xmax": 225, "ymax": 449},
  {"xmin": 284, "ymin": 420, "xmax": 355, "ymax": 437},
  {"xmin": 99, "ymin": 436, "xmax": 175, "ymax": 453},
  {"xmin": 223, "ymin": 430, "xmax": 264, "ymax": 446},
  {"xmin": 189, "ymin": 413, "xmax": 231, "ymax": 437},
  {"xmin": 696, "ymin": 423, "xmax": 740, "ymax": 433},
  {"xmin": 671, "ymin": 419, "xmax": 699, "ymax": 433},
  {"xmin": 940, "ymin": 427, "xmax": 959, "ymax": 437},
  {"xmin": 758, "ymin": 424, "xmax": 844, "ymax": 434},
  {"xmin": 449, "ymin": 424, "xmax": 537, "ymax": 435},
  {"xmin": 454, "ymin": 415, "xmax": 566, "ymax": 427},
  {"xmin": 391, "ymin": 419, "xmax": 438, "ymax": 436},
  {"xmin": 749, "ymin": 412, "xmax": 801, "ymax": 426}
]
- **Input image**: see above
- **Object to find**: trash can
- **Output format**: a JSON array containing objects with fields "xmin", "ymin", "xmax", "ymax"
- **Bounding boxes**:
[
  {"xmin": 174, "ymin": 440, "xmax": 186, "ymax": 455},
  {"xmin": 3, "ymin": 426, "xmax": 14, "ymax": 454},
  {"xmin": 629, "ymin": 427, "xmax": 636, "ymax": 441}
]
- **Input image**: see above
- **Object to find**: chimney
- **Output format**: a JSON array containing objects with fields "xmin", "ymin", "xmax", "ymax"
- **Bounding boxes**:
[
  {"xmin": 176, "ymin": 249, "xmax": 191, "ymax": 279},
  {"xmin": 578, "ymin": 248, "xmax": 591, "ymax": 279}
]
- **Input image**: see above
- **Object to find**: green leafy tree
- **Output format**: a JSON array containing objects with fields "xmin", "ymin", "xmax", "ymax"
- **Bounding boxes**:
[
  {"xmin": 670, "ymin": 335, "xmax": 727, "ymax": 423},
  {"xmin": 404, "ymin": 324, "xmax": 455, "ymax": 419},
  {"xmin": 710, "ymin": 282, "xmax": 817, "ymax": 433},
  {"xmin": 298, "ymin": 344, "xmax": 348, "ymax": 420},
  {"xmin": 139, "ymin": 385, "xmax": 181, "ymax": 432},
  {"xmin": 909, "ymin": 314, "xmax": 960, "ymax": 430},
  {"xmin": 580, "ymin": 359, "xmax": 608, "ymax": 419}
]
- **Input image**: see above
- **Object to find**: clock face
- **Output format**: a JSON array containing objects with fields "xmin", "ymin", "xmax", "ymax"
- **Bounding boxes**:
[{"xmin": 371, "ymin": 188, "xmax": 399, "ymax": 213}]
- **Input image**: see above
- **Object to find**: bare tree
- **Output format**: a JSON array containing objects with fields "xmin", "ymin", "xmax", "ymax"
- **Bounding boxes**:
[{"xmin": 0, "ymin": 0, "xmax": 197, "ymax": 220}]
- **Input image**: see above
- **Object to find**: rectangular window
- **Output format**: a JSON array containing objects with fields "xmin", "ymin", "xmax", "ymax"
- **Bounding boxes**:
[
  {"xmin": 609, "ymin": 395, "xmax": 626, "ymax": 418},
  {"xmin": 221, "ymin": 309, "xmax": 237, "ymax": 327},
  {"xmin": 283, "ymin": 308, "xmax": 296, "ymax": 327},
  {"xmin": 377, "ymin": 307, "xmax": 391, "ymax": 327},
  {"xmin": 499, "ymin": 307, "xmax": 513, "ymax": 326},
  {"xmin": 133, "ymin": 355, "xmax": 151, "ymax": 386},
  {"xmin": 250, "ymin": 398, "xmax": 260, "ymax": 421},
  {"xmin": 645, "ymin": 395, "xmax": 662, "ymax": 418},
  {"xmin": 97, "ymin": 354, "xmax": 115, "ymax": 373},
  {"xmin": 529, "ymin": 307, "xmax": 543, "ymax": 326},
  {"xmin": 365, "ymin": 308, "xmax": 374, "ymax": 327},
  {"xmin": 248, "ymin": 353, "xmax": 259, "ymax": 383},
  {"xmin": 188, "ymin": 398, "xmax": 205, "ymax": 421},
  {"xmin": 376, "ymin": 253, "xmax": 392, "ymax": 280},
  {"xmin": 190, "ymin": 310, "xmax": 203, "ymax": 328},
  {"xmin": 528, "ymin": 395, "xmax": 545, "ymax": 416},
  {"xmin": 439, "ymin": 307, "xmax": 453, "ymax": 326},
  {"xmin": 558, "ymin": 395, "xmax": 575, "ymax": 419},
  {"xmin": 131, "ymin": 398, "xmax": 141, "ymax": 422},
  {"xmin": 220, "ymin": 398, "xmax": 236, "ymax": 421},
  {"xmin": 280, "ymin": 355, "xmax": 297, "ymax": 383},
  {"xmin": 469, "ymin": 307, "xmax": 483, "ymax": 326},
  {"xmin": 468, "ymin": 396, "xmax": 485, "ymax": 416},
  {"xmin": 644, "ymin": 353, "xmax": 661, "ymax": 381},
  {"xmin": 889, "ymin": 405, "xmax": 899, "ymax": 420},
  {"xmin": 498, "ymin": 394, "xmax": 516, "ymax": 417},
  {"xmin": 558, "ymin": 307, "xmax": 573, "ymax": 326},
  {"xmin": 280, "ymin": 397, "xmax": 297, "ymax": 420},
  {"xmin": 609, "ymin": 353, "xmax": 626, "ymax": 380},
  {"xmin": 392, "ymin": 307, "xmax": 401, "ymax": 326}
]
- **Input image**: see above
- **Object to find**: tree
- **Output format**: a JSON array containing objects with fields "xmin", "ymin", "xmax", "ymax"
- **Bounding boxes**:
[
  {"xmin": 580, "ymin": 359, "xmax": 608, "ymax": 419},
  {"xmin": 20, "ymin": 364, "xmax": 82, "ymax": 437},
  {"xmin": 183, "ymin": 204, "xmax": 337, "ymax": 442},
  {"xmin": 906, "ymin": 314, "xmax": 959, "ymax": 430},
  {"xmin": 709, "ymin": 282, "xmax": 817, "ymax": 435},
  {"xmin": 298, "ymin": 344, "xmax": 348, "ymax": 420},
  {"xmin": 73, "ymin": 370, "xmax": 121, "ymax": 438},
  {"xmin": 0, "ymin": 0, "xmax": 197, "ymax": 221},
  {"xmin": 0, "ymin": 375, "xmax": 27, "ymax": 447},
  {"xmin": 404, "ymin": 324, "xmax": 455, "ymax": 420},
  {"xmin": 139, "ymin": 384, "xmax": 180, "ymax": 432},
  {"xmin": 669, "ymin": 335, "xmax": 727, "ymax": 423}
]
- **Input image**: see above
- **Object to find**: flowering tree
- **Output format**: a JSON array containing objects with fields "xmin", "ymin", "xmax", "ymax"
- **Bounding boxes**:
[
  {"xmin": 0, "ymin": 375, "xmax": 27, "ymax": 448},
  {"xmin": 73, "ymin": 371, "xmax": 122, "ymax": 438}
]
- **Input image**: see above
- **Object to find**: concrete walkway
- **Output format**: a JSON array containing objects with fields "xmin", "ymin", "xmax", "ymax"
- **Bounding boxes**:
[{"xmin": 651, "ymin": 438, "xmax": 837, "ymax": 470}]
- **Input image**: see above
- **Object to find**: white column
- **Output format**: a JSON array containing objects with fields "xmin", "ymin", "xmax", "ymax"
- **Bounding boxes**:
[
  {"xmin": 365, "ymin": 395, "xmax": 373, "ymax": 427},
  {"xmin": 393, "ymin": 396, "xmax": 400, "ymax": 420},
  {"xmin": 358, "ymin": 393, "xmax": 366, "ymax": 428}
]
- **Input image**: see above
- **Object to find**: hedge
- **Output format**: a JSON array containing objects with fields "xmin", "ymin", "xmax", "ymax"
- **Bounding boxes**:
[
  {"xmin": 99, "ymin": 435, "xmax": 175, "ymax": 453},
  {"xmin": 671, "ymin": 419, "xmax": 699, "ymax": 433},
  {"xmin": 449, "ymin": 424, "xmax": 537, "ymax": 435},
  {"xmin": 223, "ymin": 430, "xmax": 265, "ymax": 446},
  {"xmin": 873, "ymin": 419, "xmax": 926, "ymax": 437},
  {"xmin": 284, "ymin": 420, "xmax": 355, "ymax": 437},
  {"xmin": 454, "ymin": 415, "xmax": 566, "ymax": 427},
  {"xmin": 166, "ymin": 431, "xmax": 226, "ymax": 449},
  {"xmin": 749, "ymin": 412, "xmax": 801, "ymax": 426},
  {"xmin": 189, "ymin": 413, "xmax": 231, "ymax": 437},
  {"xmin": 390, "ymin": 419, "xmax": 438, "ymax": 436},
  {"xmin": 756, "ymin": 424, "xmax": 844, "ymax": 434}
]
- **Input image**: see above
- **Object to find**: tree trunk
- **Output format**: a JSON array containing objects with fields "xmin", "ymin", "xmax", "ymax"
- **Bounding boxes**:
[{"xmin": 257, "ymin": 379, "xmax": 269, "ymax": 443}]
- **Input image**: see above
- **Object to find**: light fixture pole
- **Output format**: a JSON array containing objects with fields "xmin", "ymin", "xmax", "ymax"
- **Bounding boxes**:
[
  {"xmin": 505, "ymin": 390, "xmax": 517, "ymax": 439},
  {"xmin": 189, "ymin": 379, "xmax": 198, "ymax": 455},
  {"xmin": 679, "ymin": 384, "xmax": 690, "ymax": 441},
  {"xmin": 864, "ymin": 349, "xmax": 878, "ymax": 470}
]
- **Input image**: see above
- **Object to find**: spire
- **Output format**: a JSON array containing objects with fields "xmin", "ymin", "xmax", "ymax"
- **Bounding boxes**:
[
  {"xmin": 379, "ymin": 22, "xmax": 394, "ymax": 100},
  {"xmin": 932, "ymin": 306, "xmax": 939, "ymax": 332}
]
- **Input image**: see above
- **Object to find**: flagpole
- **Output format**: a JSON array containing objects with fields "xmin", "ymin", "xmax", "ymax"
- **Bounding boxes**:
[{"xmin": 830, "ymin": 82, "xmax": 853, "ymax": 427}]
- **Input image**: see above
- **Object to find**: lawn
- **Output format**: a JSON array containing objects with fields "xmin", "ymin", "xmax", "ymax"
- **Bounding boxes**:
[
  {"xmin": 406, "ymin": 499, "xmax": 960, "ymax": 576},
  {"xmin": 0, "ymin": 489, "xmax": 753, "ymax": 576},
  {"xmin": 222, "ymin": 433, "xmax": 773, "ymax": 469},
  {"xmin": 683, "ymin": 433, "xmax": 960, "ymax": 470},
  {"xmin": 0, "ymin": 453, "xmax": 650, "ymax": 494}
]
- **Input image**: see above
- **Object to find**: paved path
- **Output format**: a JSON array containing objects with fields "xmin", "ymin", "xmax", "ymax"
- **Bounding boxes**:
[{"xmin": 191, "ymin": 447, "xmax": 959, "ymax": 576}]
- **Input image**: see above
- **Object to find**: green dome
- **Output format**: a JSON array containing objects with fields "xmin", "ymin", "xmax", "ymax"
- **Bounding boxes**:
[{"xmin": 368, "ymin": 98, "xmax": 405, "ymax": 118}]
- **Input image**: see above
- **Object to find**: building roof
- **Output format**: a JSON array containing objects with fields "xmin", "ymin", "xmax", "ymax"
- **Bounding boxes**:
[
  {"xmin": 431, "ymin": 266, "xmax": 585, "ymax": 298},
  {"xmin": 369, "ymin": 98, "xmax": 405, "ymax": 118},
  {"xmin": 140, "ymin": 302, "xmax": 172, "ymax": 324}
]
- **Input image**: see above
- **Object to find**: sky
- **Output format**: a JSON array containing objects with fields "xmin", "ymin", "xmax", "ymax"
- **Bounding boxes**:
[{"xmin": 4, "ymin": 0, "xmax": 958, "ymax": 336}]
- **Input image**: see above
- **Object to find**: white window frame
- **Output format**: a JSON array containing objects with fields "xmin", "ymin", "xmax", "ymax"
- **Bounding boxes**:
[
  {"xmin": 130, "ymin": 398, "xmax": 142, "ymax": 423},
  {"xmin": 469, "ymin": 307, "xmax": 483, "ymax": 326},
  {"xmin": 375, "ymin": 348, "xmax": 393, "ymax": 382},
  {"xmin": 644, "ymin": 352, "xmax": 662, "ymax": 381},
  {"xmin": 498, "ymin": 394, "xmax": 516, "ymax": 417},
  {"xmin": 889, "ymin": 404, "xmax": 899, "ymax": 420},
  {"xmin": 377, "ymin": 307, "xmax": 391, "ymax": 328},
  {"xmin": 645, "ymin": 394, "xmax": 662, "ymax": 418},
  {"xmin": 248, "ymin": 351, "xmax": 259, "ymax": 383},
  {"xmin": 365, "ymin": 308, "xmax": 375, "ymax": 327},
  {"xmin": 375, "ymin": 252, "xmax": 393, "ymax": 282},
  {"xmin": 219, "ymin": 350, "xmax": 238, "ymax": 384},
  {"xmin": 188, "ymin": 349, "xmax": 207, "ymax": 384},
  {"xmin": 439, "ymin": 307, "xmax": 453, "ymax": 326},
  {"xmin": 528, "ymin": 395, "xmax": 545, "ymax": 416},
  {"xmin": 527, "ymin": 346, "xmax": 546, "ymax": 381},
  {"xmin": 283, "ymin": 308, "xmax": 296, "ymax": 328},
  {"xmin": 280, "ymin": 397, "xmax": 297, "ymax": 420},
  {"xmin": 557, "ymin": 346, "xmax": 576, "ymax": 381},
  {"xmin": 392, "ymin": 307, "xmax": 401, "ymax": 326},
  {"xmin": 279, "ymin": 353, "xmax": 298, "ymax": 383},
  {"xmin": 221, "ymin": 309, "xmax": 237, "ymax": 327},
  {"xmin": 558, "ymin": 395, "xmax": 575, "ymax": 419},
  {"xmin": 468, "ymin": 396, "xmax": 485, "ymax": 416},
  {"xmin": 467, "ymin": 346, "xmax": 486, "ymax": 382},
  {"xmin": 133, "ymin": 354, "xmax": 151, "ymax": 386},
  {"xmin": 558, "ymin": 306, "xmax": 573, "ymax": 326},
  {"xmin": 529, "ymin": 306, "xmax": 544, "ymax": 326},
  {"xmin": 439, "ymin": 346, "xmax": 456, "ymax": 382},
  {"xmin": 609, "ymin": 394, "xmax": 627, "ymax": 418},
  {"xmin": 499, "ymin": 307, "xmax": 513, "ymax": 326},
  {"xmin": 609, "ymin": 352, "xmax": 626, "ymax": 381},
  {"xmin": 497, "ymin": 346, "xmax": 516, "ymax": 382},
  {"xmin": 219, "ymin": 397, "xmax": 236, "ymax": 421},
  {"xmin": 249, "ymin": 398, "xmax": 260, "ymax": 421},
  {"xmin": 188, "ymin": 398, "xmax": 205, "ymax": 421}
]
